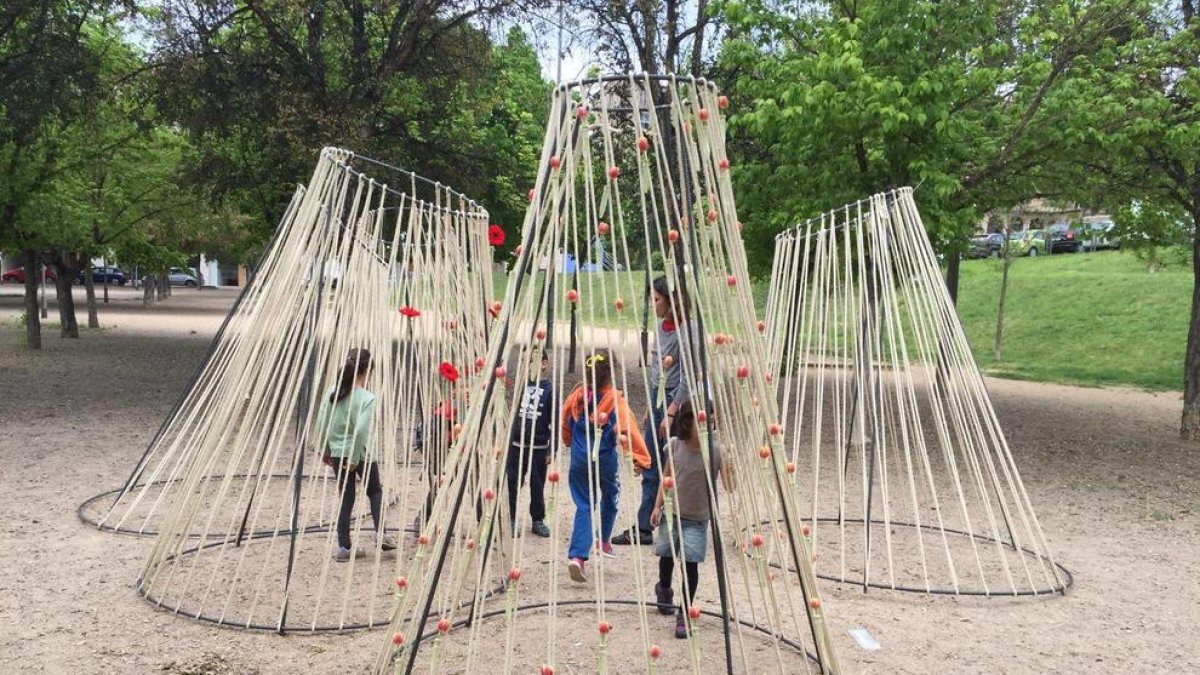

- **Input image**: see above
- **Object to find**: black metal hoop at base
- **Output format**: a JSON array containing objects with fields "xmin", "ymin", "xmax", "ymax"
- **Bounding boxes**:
[
  {"xmin": 78, "ymin": 469, "xmax": 429, "ymax": 537},
  {"xmin": 389, "ymin": 598, "xmax": 829, "ymax": 674},
  {"xmin": 135, "ymin": 524, "xmax": 494, "ymax": 634},
  {"xmin": 742, "ymin": 517, "xmax": 1073, "ymax": 597}
]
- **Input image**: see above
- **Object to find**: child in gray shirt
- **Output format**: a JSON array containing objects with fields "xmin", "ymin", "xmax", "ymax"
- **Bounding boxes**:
[{"xmin": 650, "ymin": 398, "xmax": 726, "ymax": 638}]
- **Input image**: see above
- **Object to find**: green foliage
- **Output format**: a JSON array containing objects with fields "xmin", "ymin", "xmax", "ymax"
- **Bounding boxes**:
[
  {"xmin": 714, "ymin": 0, "xmax": 1160, "ymax": 274},
  {"xmin": 1055, "ymin": 6, "xmax": 1200, "ymax": 256},
  {"xmin": 478, "ymin": 28, "xmax": 554, "ymax": 260},
  {"xmin": 150, "ymin": 4, "xmax": 551, "ymax": 260},
  {"xmin": 0, "ymin": 1, "xmax": 110, "ymax": 253},
  {"xmin": 1110, "ymin": 200, "xmax": 1193, "ymax": 271},
  {"xmin": 3, "ymin": 12, "xmax": 225, "ymax": 269}
]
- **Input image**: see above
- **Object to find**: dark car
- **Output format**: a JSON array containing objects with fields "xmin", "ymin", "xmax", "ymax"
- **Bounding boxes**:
[
  {"xmin": 968, "ymin": 232, "xmax": 1006, "ymax": 258},
  {"xmin": 1045, "ymin": 223, "xmax": 1082, "ymax": 254},
  {"xmin": 1, "ymin": 266, "xmax": 57, "ymax": 283},
  {"xmin": 75, "ymin": 266, "xmax": 127, "ymax": 286}
]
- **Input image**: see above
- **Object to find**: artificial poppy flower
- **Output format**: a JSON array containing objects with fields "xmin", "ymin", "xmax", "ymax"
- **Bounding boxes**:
[
  {"xmin": 488, "ymin": 224, "xmax": 506, "ymax": 246},
  {"xmin": 439, "ymin": 361, "xmax": 460, "ymax": 383},
  {"xmin": 399, "ymin": 306, "xmax": 421, "ymax": 318}
]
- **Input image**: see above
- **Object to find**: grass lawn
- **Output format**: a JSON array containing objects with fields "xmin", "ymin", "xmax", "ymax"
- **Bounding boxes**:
[
  {"xmin": 489, "ymin": 249, "xmax": 1191, "ymax": 392},
  {"xmin": 954, "ymin": 250, "xmax": 1191, "ymax": 391}
]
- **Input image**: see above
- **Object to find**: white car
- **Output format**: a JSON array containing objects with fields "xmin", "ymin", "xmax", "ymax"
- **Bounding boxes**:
[
  {"xmin": 143, "ymin": 267, "xmax": 198, "ymax": 287},
  {"xmin": 1079, "ymin": 222, "xmax": 1121, "ymax": 252},
  {"xmin": 168, "ymin": 267, "xmax": 199, "ymax": 286}
]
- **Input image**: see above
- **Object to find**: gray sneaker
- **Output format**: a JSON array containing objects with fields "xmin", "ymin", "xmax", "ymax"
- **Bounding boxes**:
[
  {"xmin": 655, "ymin": 582, "xmax": 675, "ymax": 615},
  {"xmin": 531, "ymin": 521, "xmax": 551, "ymax": 538},
  {"xmin": 380, "ymin": 535, "xmax": 397, "ymax": 551},
  {"xmin": 334, "ymin": 546, "xmax": 356, "ymax": 562}
]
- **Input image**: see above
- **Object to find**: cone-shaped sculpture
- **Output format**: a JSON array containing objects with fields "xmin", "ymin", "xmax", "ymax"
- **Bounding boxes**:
[
  {"xmin": 134, "ymin": 148, "xmax": 494, "ymax": 632},
  {"xmin": 374, "ymin": 75, "xmax": 839, "ymax": 675},
  {"xmin": 763, "ymin": 188, "xmax": 1070, "ymax": 596},
  {"xmin": 79, "ymin": 186, "xmax": 308, "ymax": 536}
]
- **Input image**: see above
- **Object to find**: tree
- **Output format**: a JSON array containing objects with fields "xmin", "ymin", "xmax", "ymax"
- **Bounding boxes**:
[
  {"xmin": 559, "ymin": 0, "xmax": 720, "ymax": 76},
  {"xmin": 994, "ymin": 225, "xmax": 1015, "ymax": 362},
  {"xmin": 715, "ymin": 0, "xmax": 1157, "ymax": 279},
  {"xmin": 148, "ymin": 0, "xmax": 547, "ymax": 251},
  {"xmin": 44, "ymin": 20, "xmax": 216, "ymax": 325},
  {"xmin": 1058, "ymin": 1, "xmax": 1200, "ymax": 437},
  {"xmin": 0, "ymin": 0, "xmax": 112, "ymax": 348},
  {"xmin": 479, "ymin": 28, "xmax": 554, "ymax": 258}
]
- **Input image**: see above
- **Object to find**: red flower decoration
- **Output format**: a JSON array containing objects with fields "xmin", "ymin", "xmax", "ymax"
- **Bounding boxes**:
[
  {"xmin": 488, "ymin": 224, "xmax": 506, "ymax": 247},
  {"xmin": 399, "ymin": 306, "xmax": 421, "ymax": 318},
  {"xmin": 439, "ymin": 361, "xmax": 460, "ymax": 383}
]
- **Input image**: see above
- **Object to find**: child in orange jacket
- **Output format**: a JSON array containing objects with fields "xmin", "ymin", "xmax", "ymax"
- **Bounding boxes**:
[{"xmin": 562, "ymin": 348, "xmax": 651, "ymax": 582}]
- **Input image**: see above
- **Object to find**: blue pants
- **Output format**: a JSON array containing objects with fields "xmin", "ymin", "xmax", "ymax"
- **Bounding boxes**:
[
  {"xmin": 568, "ymin": 447, "xmax": 620, "ymax": 560},
  {"xmin": 636, "ymin": 405, "xmax": 667, "ymax": 532}
]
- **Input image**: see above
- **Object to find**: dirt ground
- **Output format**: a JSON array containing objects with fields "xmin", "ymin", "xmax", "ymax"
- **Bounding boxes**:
[{"xmin": 0, "ymin": 285, "xmax": 1198, "ymax": 674}]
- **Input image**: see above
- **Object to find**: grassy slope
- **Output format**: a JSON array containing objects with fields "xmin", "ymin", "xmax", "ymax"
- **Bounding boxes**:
[
  {"xmin": 954, "ymin": 250, "xmax": 1191, "ymax": 391},
  {"xmin": 489, "ymin": 250, "xmax": 1191, "ymax": 391}
]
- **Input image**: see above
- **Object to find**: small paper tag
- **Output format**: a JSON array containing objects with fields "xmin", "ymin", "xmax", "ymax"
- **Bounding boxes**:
[{"xmin": 848, "ymin": 627, "xmax": 880, "ymax": 651}]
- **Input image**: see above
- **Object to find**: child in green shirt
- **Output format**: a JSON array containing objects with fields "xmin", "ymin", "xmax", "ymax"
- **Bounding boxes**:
[{"xmin": 317, "ymin": 348, "xmax": 395, "ymax": 561}]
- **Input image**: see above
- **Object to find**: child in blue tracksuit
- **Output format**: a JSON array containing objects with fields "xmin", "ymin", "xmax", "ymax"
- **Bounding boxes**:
[{"xmin": 561, "ymin": 348, "xmax": 651, "ymax": 582}]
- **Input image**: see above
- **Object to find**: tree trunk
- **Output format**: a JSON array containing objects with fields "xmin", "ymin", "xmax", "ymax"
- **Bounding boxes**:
[
  {"xmin": 993, "ymin": 231, "xmax": 1013, "ymax": 362},
  {"xmin": 157, "ymin": 274, "xmax": 169, "ymax": 300},
  {"xmin": 945, "ymin": 247, "xmax": 962, "ymax": 305},
  {"xmin": 53, "ymin": 262, "xmax": 79, "ymax": 338},
  {"xmin": 689, "ymin": 0, "xmax": 708, "ymax": 77},
  {"xmin": 21, "ymin": 249, "xmax": 41, "ymax": 349},
  {"xmin": 1181, "ymin": 204, "xmax": 1200, "ymax": 439},
  {"xmin": 143, "ymin": 277, "xmax": 155, "ymax": 306},
  {"xmin": 84, "ymin": 269, "xmax": 100, "ymax": 328}
]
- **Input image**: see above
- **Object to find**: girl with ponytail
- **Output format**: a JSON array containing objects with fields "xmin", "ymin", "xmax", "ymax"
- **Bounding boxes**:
[
  {"xmin": 316, "ymin": 348, "xmax": 395, "ymax": 561},
  {"xmin": 560, "ymin": 348, "xmax": 651, "ymax": 582}
]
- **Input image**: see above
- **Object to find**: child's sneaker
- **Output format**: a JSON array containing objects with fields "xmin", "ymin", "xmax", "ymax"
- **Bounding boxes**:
[
  {"xmin": 612, "ymin": 527, "xmax": 654, "ymax": 546},
  {"xmin": 568, "ymin": 557, "xmax": 587, "ymax": 583},
  {"xmin": 335, "ymin": 546, "xmax": 363, "ymax": 562},
  {"xmin": 675, "ymin": 609, "xmax": 689, "ymax": 639},
  {"xmin": 654, "ymin": 582, "xmax": 675, "ymax": 615},
  {"xmin": 510, "ymin": 518, "xmax": 522, "ymax": 538},
  {"xmin": 380, "ymin": 535, "xmax": 397, "ymax": 551},
  {"xmin": 600, "ymin": 541, "xmax": 615, "ymax": 558},
  {"xmin": 531, "ymin": 521, "xmax": 551, "ymax": 537}
]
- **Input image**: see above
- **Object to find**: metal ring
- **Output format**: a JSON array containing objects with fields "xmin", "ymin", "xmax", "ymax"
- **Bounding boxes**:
[{"xmin": 742, "ymin": 516, "xmax": 1074, "ymax": 597}]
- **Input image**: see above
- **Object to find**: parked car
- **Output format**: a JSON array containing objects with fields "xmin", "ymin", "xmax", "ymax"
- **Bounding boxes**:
[
  {"xmin": 1079, "ymin": 221, "xmax": 1121, "ymax": 251},
  {"xmin": 1008, "ymin": 229, "xmax": 1047, "ymax": 257},
  {"xmin": 968, "ymin": 232, "xmax": 1006, "ymax": 258},
  {"xmin": 75, "ymin": 266, "xmax": 127, "ymax": 286},
  {"xmin": 1, "ymin": 266, "xmax": 57, "ymax": 283},
  {"xmin": 168, "ymin": 267, "xmax": 198, "ymax": 286},
  {"xmin": 1044, "ymin": 223, "xmax": 1082, "ymax": 254},
  {"xmin": 140, "ymin": 267, "xmax": 198, "ymax": 287}
]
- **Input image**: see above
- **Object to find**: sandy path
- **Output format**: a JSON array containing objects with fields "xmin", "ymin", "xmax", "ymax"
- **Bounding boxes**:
[{"xmin": 0, "ymin": 286, "xmax": 1197, "ymax": 673}]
